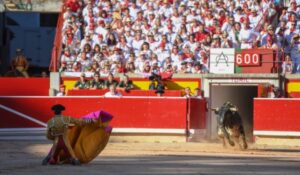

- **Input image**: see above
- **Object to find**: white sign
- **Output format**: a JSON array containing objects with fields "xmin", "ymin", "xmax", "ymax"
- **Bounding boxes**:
[{"xmin": 209, "ymin": 48, "xmax": 235, "ymax": 74}]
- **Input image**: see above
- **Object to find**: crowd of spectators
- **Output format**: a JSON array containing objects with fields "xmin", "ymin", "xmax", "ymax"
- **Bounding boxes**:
[{"xmin": 59, "ymin": 0, "xmax": 300, "ymax": 75}]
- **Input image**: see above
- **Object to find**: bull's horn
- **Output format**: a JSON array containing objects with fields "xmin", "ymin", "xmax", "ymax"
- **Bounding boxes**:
[
  {"xmin": 230, "ymin": 107, "xmax": 238, "ymax": 111},
  {"xmin": 211, "ymin": 108, "xmax": 219, "ymax": 112}
]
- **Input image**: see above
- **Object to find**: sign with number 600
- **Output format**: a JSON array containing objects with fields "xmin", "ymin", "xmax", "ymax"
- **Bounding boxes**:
[{"xmin": 235, "ymin": 53, "xmax": 261, "ymax": 66}]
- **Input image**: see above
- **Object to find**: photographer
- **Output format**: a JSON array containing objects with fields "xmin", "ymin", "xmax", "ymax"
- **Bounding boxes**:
[{"xmin": 148, "ymin": 73, "xmax": 167, "ymax": 96}]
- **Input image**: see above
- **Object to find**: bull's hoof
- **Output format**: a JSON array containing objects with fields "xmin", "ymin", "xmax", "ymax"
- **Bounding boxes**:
[
  {"xmin": 42, "ymin": 157, "xmax": 49, "ymax": 165},
  {"xmin": 71, "ymin": 158, "xmax": 81, "ymax": 165},
  {"xmin": 228, "ymin": 140, "xmax": 235, "ymax": 146},
  {"xmin": 242, "ymin": 143, "xmax": 248, "ymax": 150}
]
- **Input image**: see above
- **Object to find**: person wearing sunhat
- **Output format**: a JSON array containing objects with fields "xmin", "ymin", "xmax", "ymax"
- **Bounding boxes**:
[
  {"xmin": 11, "ymin": 48, "xmax": 29, "ymax": 77},
  {"xmin": 249, "ymin": 8, "xmax": 261, "ymax": 29},
  {"xmin": 42, "ymin": 104, "xmax": 95, "ymax": 165},
  {"xmin": 239, "ymin": 16, "xmax": 260, "ymax": 49}
]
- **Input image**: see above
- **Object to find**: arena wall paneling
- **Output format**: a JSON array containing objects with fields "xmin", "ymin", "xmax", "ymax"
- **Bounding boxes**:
[
  {"xmin": 0, "ymin": 97, "xmax": 188, "ymax": 133},
  {"xmin": 188, "ymin": 98, "xmax": 207, "ymax": 130},
  {"xmin": 0, "ymin": 78, "xmax": 50, "ymax": 96},
  {"xmin": 254, "ymin": 98, "xmax": 300, "ymax": 136}
]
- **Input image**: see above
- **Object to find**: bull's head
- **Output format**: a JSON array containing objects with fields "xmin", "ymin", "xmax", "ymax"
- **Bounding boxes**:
[
  {"xmin": 211, "ymin": 107, "xmax": 220, "ymax": 114},
  {"xmin": 229, "ymin": 107, "xmax": 238, "ymax": 112}
]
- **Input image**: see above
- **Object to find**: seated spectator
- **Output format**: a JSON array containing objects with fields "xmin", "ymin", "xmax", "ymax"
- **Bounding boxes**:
[
  {"xmin": 104, "ymin": 72, "xmax": 118, "ymax": 89},
  {"xmin": 193, "ymin": 88, "xmax": 203, "ymax": 98},
  {"xmin": 104, "ymin": 84, "xmax": 122, "ymax": 97},
  {"xmin": 73, "ymin": 73, "xmax": 90, "ymax": 89},
  {"xmin": 10, "ymin": 48, "xmax": 29, "ymax": 77},
  {"xmin": 125, "ymin": 61, "xmax": 136, "ymax": 73},
  {"xmin": 118, "ymin": 75, "xmax": 134, "ymax": 92},
  {"xmin": 41, "ymin": 71, "xmax": 48, "ymax": 78},
  {"xmin": 89, "ymin": 72, "xmax": 104, "ymax": 90},
  {"xmin": 57, "ymin": 0, "xmax": 281, "ymax": 75},
  {"xmin": 56, "ymin": 84, "xmax": 66, "ymax": 96},
  {"xmin": 183, "ymin": 87, "xmax": 192, "ymax": 98}
]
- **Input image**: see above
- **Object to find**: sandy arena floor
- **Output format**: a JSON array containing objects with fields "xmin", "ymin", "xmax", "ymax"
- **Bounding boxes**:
[{"xmin": 0, "ymin": 140, "xmax": 300, "ymax": 175}]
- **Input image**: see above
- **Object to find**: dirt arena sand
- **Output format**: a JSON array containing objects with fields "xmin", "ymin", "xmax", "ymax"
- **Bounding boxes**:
[{"xmin": 0, "ymin": 140, "xmax": 300, "ymax": 175}]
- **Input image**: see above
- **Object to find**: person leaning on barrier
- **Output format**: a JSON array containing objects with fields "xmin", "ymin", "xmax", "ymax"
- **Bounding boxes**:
[
  {"xmin": 89, "ymin": 72, "xmax": 104, "ymax": 90},
  {"xmin": 183, "ymin": 87, "xmax": 192, "ymax": 98},
  {"xmin": 104, "ymin": 72, "xmax": 119, "ymax": 89},
  {"xmin": 117, "ymin": 74, "xmax": 134, "ymax": 92},
  {"xmin": 73, "ymin": 72, "xmax": 90, "ymax": 89},
  {"xmin": 290, "ymin": 34, "xmax": 300, "ymax": 73}
]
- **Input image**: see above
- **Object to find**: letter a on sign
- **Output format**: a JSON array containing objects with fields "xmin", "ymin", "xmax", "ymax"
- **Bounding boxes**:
[{"xmin": 210, "ymin": 48, "xmax": 235, "ymax": 74}]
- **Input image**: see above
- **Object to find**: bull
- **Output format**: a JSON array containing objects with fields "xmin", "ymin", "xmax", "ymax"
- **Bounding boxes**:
[{"xmin": 212, "ymin": 101, "xmax": 248, "ymax": 150}]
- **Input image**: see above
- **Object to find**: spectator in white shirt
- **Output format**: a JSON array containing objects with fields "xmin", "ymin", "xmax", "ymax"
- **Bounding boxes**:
[{"xmin": 104, "ymin": 84, "xmax": 122, "ymax": 97}]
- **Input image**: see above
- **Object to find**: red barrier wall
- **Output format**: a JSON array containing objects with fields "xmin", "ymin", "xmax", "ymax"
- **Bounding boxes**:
[
  {"xmin": 254, "ymin": 99, "xmax": 300, "ymax": 132},
  {"xmin": 0, "ymin": 97, "xmax": 188, "ymax": 129},
  {"xmin": 188, "ymin": 98, "xmax": 206, "ymax": 129},
  {"xmin": 0, "ymin": 78, "xmax": 50, "ymax": 96}
]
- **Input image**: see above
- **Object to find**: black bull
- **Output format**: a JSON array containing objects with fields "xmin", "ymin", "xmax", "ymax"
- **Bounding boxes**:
[{"xmin": 213, "ymin": 102, "xmax": 248, "ymax": 150}]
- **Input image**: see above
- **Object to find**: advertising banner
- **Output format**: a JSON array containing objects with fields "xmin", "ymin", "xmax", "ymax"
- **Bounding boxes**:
[{"xmin": 210, "ymin": 48, "xmax": 235, "ymax": 74}]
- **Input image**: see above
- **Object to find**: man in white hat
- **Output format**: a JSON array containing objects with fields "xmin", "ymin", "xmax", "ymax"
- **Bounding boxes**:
[{"xmin": 249, "ymin": 8, "xmax": 262, "ymax": 29}]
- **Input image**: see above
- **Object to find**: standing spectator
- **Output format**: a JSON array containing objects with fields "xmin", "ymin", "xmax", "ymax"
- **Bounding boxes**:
[
  {"xmin": 239, "ymin": 17, "xmax": 260, "ymax": 49},
  {"xmin": 193, "ymin": 88, "xmax": 203, "ymax": 98},
  {"xmin": 281, "ymin": 54, "xmax": 294, "ymax": 76}
]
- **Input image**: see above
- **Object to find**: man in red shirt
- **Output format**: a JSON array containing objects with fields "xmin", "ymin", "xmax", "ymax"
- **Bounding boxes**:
[{"xmin": 66, "ymin": 0, "xmax": 81, "ymax": 13}]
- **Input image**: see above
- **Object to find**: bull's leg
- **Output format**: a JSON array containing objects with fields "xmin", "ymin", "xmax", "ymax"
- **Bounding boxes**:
[
  {"xmin": 222, "ymin": 137, "xmax": 227, "ymax": 148},
  {"xmin": 218, "ymin": 128, "xmax": 227, "ymax": 148},
  {"xmin": 221, "ymin": 126, "xmax": 234, "ymax": 146},
  {"xmin": 239, "ymin": 126, "xmax": 248, "ymax": 150},
  {"xmin": 42, "ymin": 148, "xmax": 52, "ymax": 165}
]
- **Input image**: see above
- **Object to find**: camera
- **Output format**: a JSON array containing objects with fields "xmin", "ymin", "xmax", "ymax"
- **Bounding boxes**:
[{"xmin": 149, "ymin": 73, "xmax": 161, "ymax": 81}]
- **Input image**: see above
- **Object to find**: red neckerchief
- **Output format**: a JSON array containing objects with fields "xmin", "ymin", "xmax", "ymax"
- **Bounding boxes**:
[
  {"xmin": 202, "ymin": 57, "xmax": 208, "ymax": 64},
  {"xmin": 67, "ymin": 36, "xmax": 73, "ymax": 45},
  {"xmin": 64, "ymin": 52, "xmax": 70, "ymax": 57}
]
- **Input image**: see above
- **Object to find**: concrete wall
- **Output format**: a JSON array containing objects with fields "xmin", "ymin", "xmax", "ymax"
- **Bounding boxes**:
[{"xmin": 8, "ymin": 0, "xmax": 62, "ymax": 12}]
